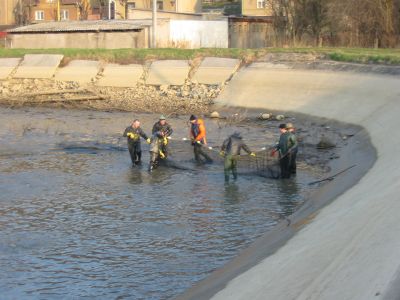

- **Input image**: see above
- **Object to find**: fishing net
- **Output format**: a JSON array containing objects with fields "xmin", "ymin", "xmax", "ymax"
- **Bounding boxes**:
[
  {"xmin": 155, "ymin": 139, "xmax": 281, "ymax": 179},
  {"xmin": 55, "ymin": 136, "xmax": 281, "ymax": 178}
]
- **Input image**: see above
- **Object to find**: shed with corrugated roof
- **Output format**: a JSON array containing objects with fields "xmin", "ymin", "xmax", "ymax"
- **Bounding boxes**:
[{"xmin": 6, "ymin": 20, "xmax": 151, "ymax": 49}]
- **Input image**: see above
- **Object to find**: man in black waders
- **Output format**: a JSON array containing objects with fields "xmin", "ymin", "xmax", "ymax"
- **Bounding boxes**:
[
  {"xmin": 220, "ymin": 132, "xmax": 256, "ymax": 182},
  {"xmin": 286, "ymin": 122, "xmax": 298, "ymax": 175},
  {"xmin": 271, "ymin": 124, "xmax": 298, "ymax": 179},
  {"xmin": 149, "ymin": 115, "xmax": 173, "ymax": 170},
  {"xmin": 123, "ymin": 119, "xmax": 151, "ymax": 166},
  {"xmin": 152, "ymin": 115, "xmax": 173, "ymax": 157},
  {"xmin": 189, "ymin": 115, "xmax": 213, "ymax": 164}
]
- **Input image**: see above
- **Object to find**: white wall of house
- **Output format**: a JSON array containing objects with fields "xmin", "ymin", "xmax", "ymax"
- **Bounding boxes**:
[{"xmin": 169, "ymin": 19, "xmax": 228, "ymax": 48}]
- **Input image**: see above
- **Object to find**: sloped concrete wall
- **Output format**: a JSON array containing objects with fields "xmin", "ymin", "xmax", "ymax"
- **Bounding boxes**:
[
  {"xmin": 206, "ymin": 65, "xmax": 400, "ymax": 300},
  {"xmin": 0, "ymin": 58, "xmax": 21, "ymax": 80},
  {"xmin": 13, "ymin": 54, "xmax": 63, "ymax": 79},
  {"xmin": 0, "ymin": 56, "xmax": 236, "ymax": 86}
]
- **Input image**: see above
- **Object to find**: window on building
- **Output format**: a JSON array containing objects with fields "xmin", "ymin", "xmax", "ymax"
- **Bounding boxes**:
[
  {"xmin": 127, "ymin": 2, "xmax": 136, "ymax": 9},
  {"xmin": 61, "ymin": 9, "xmax": 69, "ymax": 20},
  {"xmin": 35, "ymin": 11, "xmax": 44, "ymax": 20},
  {"xmin": 257, "ymin": 0, "xmax": 265, "ymax": 9},
  {"xmin": 157, "ymin": 1, "xmax": 163, "ymax": 10}
]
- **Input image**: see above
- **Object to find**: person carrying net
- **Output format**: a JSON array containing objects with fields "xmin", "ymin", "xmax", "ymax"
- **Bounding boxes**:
[
  {"xmin": 189, "ymin": 115, "xmax": 213, "ymax": 164},
  {"xmin": 220, "ymin": 132, "xmax": 256, "ymax": 182},
  {"xmin": 149, "ymin": 115, "xmax": 173, "ymax": 171},
  {"xmin": 152, "ymin": 115, "xmax": 173, "ymax": 158},
  {"xmin": 271, "ymin": 123, "xmax": 298, "ymax": 179}
]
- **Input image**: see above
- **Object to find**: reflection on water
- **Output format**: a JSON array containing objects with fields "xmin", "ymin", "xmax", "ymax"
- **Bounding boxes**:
[{"xmin": 0, "ymin": 107, "xmax": 319, "ymax": 299}]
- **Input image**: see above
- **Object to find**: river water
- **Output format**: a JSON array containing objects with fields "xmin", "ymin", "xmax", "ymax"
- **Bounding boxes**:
[{"xmin": 0, "ymin": 107, "xmax": 322, "ymax": 299}]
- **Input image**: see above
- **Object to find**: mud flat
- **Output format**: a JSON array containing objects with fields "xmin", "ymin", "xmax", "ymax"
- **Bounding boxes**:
[{"xmin": 177, "ymin": 64, "xmax": 400, "ymax": 300}]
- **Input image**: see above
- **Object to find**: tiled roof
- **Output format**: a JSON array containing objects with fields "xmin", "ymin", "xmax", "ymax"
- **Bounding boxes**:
[{"xmin": 7, "ymin": 20, "xmax": 152, "ymax": 33}]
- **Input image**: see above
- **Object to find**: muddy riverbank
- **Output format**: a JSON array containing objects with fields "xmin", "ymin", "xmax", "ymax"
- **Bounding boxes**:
[{"xmin": 0, "ymin": 78, "xmax": 219, "ymax": 114}]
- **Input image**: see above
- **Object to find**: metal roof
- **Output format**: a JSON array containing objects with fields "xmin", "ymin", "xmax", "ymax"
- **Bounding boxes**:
[{"xmin": 7, "ymin": 20, "xmax": 152, "ymax": 34}]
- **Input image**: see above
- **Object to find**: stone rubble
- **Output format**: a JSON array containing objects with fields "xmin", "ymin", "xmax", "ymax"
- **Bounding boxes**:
[{"xmin": 0, "ymin": 79, "xmax": 223, "ymax": 114}]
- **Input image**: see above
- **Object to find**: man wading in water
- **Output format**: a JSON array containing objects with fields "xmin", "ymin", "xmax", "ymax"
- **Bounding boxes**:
[
  {"xmin": 152, "ymin": 115, "xmax": 173, "ymax": 158},
  {"xmin": 123, "ymin": 119, "xmax": 151, "ymax": 166},
  {"xmin": 149, "ymin": 115, "xmax": 173, "ymax": 171},
  {"xmin": 286, "ymin": 122, "xmax": 298, "ymax": 175},
  {"xmin": 189, "ymin": 115, "xmax": 213, "ymax": 164},
  {"xmin": 220, "ymin": 132, "xmax": 256, "ymax": 182},
  {"xmin": 271, "ymin": 123, "xmax": 298, "ymax": 179}
]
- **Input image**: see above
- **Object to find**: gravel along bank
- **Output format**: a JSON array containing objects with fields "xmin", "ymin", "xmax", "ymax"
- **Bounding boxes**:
[{"xmin": 0, "ymin": 78, "xmax": 220, "ymax": 114}]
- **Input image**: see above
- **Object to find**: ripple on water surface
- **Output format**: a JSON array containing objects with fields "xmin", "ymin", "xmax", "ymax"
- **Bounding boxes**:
[{"xmin": 0, "ymin": 107, "xmax": 319, "ymax": 299}]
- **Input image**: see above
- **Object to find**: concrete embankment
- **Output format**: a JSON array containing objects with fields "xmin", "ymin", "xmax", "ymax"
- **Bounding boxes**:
[
  {"xmin": 178, "ymin": 64, "xmax": 400, "ymax": 299},
  {"xmin": 0, "ymin": 54, "xmax": 240, "ymax": 114}
]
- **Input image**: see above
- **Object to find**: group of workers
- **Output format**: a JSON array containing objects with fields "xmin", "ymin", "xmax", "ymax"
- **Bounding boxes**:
[
  {"xmin": 123, "ymin": 115, "xmax": 173, "ymax": 170},
  {"xmin": 123, "ymin": 115, "xmax": 298, "ymax": 180},
  {"xmin": 271, "ymin": 122, "xmax": 298, "ymax": 179}
]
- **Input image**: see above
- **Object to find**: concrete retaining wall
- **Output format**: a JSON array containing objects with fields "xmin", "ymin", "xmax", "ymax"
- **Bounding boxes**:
[
  {"xmin": 13, "ymin": 54, "xmax": 63, "ymax": 79},
  {"xmin": 199, "ymin": 65, "xmax": 400, "ymax": 300},
  {"xmin": 0, "ymin": 55, "xmax": 238, "ymax": 86}
]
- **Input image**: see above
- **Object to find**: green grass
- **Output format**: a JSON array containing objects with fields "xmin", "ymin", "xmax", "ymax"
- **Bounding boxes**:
[
  {"xmin": 266, "ymin": 47, "xmax": 400, "ymax": 65},
  {"xmin": 0, "ymin": 47, "xmax": 400, "ymax": 65}
]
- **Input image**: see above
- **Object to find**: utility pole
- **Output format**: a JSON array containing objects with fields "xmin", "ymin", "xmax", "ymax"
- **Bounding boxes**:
[
  {"xmin": 152, "ymin": 0, "xmax": 157, "ymax": 48},
  {"xmin": 57, "ymin": 0, "xmax": 61, "ymax": 21}
]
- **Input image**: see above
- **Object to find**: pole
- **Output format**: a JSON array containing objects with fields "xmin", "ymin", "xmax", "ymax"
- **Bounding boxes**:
[
  {"xmin": 57, "ymin": 0, "xmax": 61, "ymax": 21},
  {"xmin": 152, "ymin": 0, "xmax": 157, "ymax": 48}
]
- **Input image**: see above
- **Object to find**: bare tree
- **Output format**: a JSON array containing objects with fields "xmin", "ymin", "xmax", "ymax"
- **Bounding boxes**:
[
  {"xmin": 77, "ymin": 0, "xmax": 91, "ymax": 20},
  {"xmin": 267, "ymin": 0, "xmax": 400, "ymax": 48},
  {"xmin": 14, "ymin": 0, "xmax": 37, "ymax": 25},
  {"xmin": 309, "ymin": 0, "xmax": 329, "ymax": 46},
  {"xmin": 267, "ymin": 0, "xmax": 292, "ymax": 46}
]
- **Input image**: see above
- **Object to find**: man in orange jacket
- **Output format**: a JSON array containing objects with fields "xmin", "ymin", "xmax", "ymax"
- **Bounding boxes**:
[{"xmin": 189, "ymin": 115, "xmax": 213, "ymax": 163}]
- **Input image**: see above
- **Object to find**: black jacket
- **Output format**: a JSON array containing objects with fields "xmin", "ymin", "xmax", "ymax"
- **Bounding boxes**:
[
  {"xmin": 123, "ymin": 126, "xmax": 148, "ymax": 143},
  {"xmin": 152, "ymin": 122, "xmax": 173, "ymax": 138},
  {"xmin": 221, "ymin": 135, "xmax": 252, "ymax": 156},
  {"xmin": 276, "ymin": 132, "xmax": 298, "ymax": 156}
]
